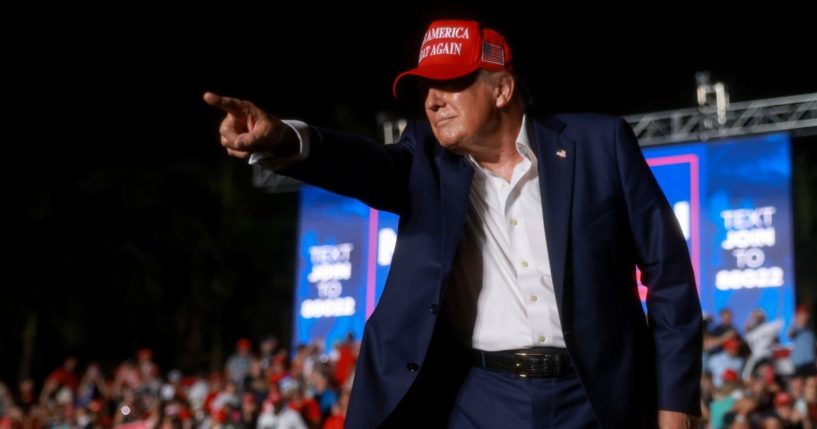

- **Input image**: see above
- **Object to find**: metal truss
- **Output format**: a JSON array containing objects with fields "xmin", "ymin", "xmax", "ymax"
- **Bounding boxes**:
[{"xmin": 625, "ymin": 92, "xmax": 817, "ymax": 146}]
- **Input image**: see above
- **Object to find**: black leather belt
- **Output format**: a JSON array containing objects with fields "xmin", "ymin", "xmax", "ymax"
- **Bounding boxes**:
[{"xmin": 472, "ymin": 347, "xmax": 575, "ymax": 378}]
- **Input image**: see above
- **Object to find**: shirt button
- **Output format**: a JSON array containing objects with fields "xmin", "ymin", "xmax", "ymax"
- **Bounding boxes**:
[
  {"xmin": 538, "ymin": 336, "xmax": 546, "ymax": 343},
  {"xmin": 530, "ymin": 295, "xmax": 538, "ymax": 302},
  {"xmin": 510, "ymin": 218, "xmax": 518, "ymax": 226},
  {"xmin": 521, "ymin": 260, "xmax": 529, "ymax": 268}
]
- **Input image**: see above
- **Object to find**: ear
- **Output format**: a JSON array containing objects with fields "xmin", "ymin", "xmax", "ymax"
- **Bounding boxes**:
[{"xmin": 495, "ymin": 73, "xmax": 516, "ymax": 109}]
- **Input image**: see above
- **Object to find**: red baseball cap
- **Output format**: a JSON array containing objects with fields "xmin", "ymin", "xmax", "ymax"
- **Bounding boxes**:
[
  {"xmin": 722, "ymin": 368, "xmax": 738, "ymax": 382},
  {"xmin": 236, "ymin": 338, "xmax": 252, "ymax": 351},
  {"xmin": 392, "ymin": 20, "xmax": 513, "ymax": 98},
  {"xmin": 723, "ymin": 338, "xmax": 741, "ymax": 351},
  {"xmin": 774, "ymin": 392, "xmax": 793, "ymax": 406}
]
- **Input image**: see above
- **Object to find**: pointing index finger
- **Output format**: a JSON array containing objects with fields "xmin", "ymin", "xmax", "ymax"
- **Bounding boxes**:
[{"xmin": 203, "ymin": 91, "xmax": 249, "ymax": 116}]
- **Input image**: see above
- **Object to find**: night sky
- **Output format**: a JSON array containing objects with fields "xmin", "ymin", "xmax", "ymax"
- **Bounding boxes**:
[
  {"xmin": 6, "ymin": 8, "xmax": 815, "ymax": 161},
  {"xmin": 2, "ymin": 6, "xmax": 815, "ymax": 382}
]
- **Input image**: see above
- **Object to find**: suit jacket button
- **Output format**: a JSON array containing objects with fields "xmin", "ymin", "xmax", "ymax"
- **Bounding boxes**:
[
  {"xmin": 430, "ymin": 304, "xmax": 439, "ymax": 314},
  {"xmin": 407, "ymin": 362, "xmax": 419, "ymax": 372},
  {"xmin": 563, "ymin": 329, "xmax": 572, "ymax": 336}
]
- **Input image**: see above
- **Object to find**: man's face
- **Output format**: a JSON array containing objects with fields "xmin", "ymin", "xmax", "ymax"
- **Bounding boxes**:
[
  {"xmin": 720, "ymin": 310, "xmax": 732, "ymax": 325},
  {"xmin": 422, "ymin": 71, "xmax": 499, "ymax": 153},
  {"xmin": 796, "ymin": 310, "xmax": 810, "ymax": 326}
]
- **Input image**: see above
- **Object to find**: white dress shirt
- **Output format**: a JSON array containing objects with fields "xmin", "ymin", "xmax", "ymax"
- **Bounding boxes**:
[{"xmin": 444, "ymin": 115, "xmax": 565, "ymax": 351}]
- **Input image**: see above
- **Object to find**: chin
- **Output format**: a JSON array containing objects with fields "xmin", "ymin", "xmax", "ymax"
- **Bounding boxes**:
[
  {"xmin": 437, "ymin": 138, "xmax": 464, "ymax": 153},
  {"xmin": 433, "ymin": 130, "xmax": 464, "ymax": 151},
  {"xmin": 445, "ymin": 144, "xmax": 469, "ymax": 155}
]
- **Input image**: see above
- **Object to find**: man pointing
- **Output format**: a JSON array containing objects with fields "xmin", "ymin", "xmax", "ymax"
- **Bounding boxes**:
[{"xmin": 205, "ymin": 19, "xmax": 702, "ymax": 429}]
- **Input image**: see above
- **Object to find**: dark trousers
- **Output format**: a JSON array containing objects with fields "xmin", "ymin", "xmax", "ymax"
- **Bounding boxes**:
[{"xmin": 447, "ymin": 366, "xmax": 600, "ymax": 429}]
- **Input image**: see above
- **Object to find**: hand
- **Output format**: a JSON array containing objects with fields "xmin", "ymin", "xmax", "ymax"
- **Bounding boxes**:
[
  {"xmin": 203, "ymin": 92, "xmax": 296, "ymax": 160},
  {"xmin": 658, "ymin": 410, "xmax": 695, "ymax": 429}
]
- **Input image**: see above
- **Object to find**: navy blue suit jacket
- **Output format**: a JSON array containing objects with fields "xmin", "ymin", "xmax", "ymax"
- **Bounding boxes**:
[{"xmin": 279, "ymin": 113, "xmax": 702, "ymax": 428}]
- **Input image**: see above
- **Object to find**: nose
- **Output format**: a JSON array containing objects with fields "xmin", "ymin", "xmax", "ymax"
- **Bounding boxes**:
[{"xmin": 425, "ymin": 87, "xmax": 445, "ymax": 112}]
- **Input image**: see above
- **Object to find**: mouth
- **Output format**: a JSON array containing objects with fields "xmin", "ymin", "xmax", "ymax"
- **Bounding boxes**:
[{"xmin": 435, "ymin": 116, "xmax": 454, "ymax": 127}]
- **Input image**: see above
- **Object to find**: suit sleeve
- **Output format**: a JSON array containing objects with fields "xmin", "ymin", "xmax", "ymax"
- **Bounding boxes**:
[
  {"xmin": 272, "ymin": 122, "xmax": 417, "ymax": 215},
  {"xmin": 613, "ymin": 117, "xmax": 703, "ymax": 415}
]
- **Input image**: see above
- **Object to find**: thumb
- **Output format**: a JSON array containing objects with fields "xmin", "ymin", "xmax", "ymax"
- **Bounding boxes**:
[
  {"xmin": 234, "ymin": 133, "xmax": 255, "ymax": 149},
  {"xmin": 235, "ymin": 131, "xmax": 266, "ymax": 150},
  {"xmin": 236, "ymin": 116, "xmax": 277, "ymax": 150}
]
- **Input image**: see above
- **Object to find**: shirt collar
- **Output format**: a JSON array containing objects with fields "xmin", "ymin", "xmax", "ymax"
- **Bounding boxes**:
[
  {"xmin": 467, "ymin": 114, "xmax": 535, "ymax": 172},
  {"xmin": 515, "ymin": 114, "xmax": 535, "ymax": 162}
]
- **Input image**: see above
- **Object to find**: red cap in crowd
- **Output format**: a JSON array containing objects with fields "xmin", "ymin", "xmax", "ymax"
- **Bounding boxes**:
[
  {"xmin": 774, "ymin": 392, "xmax": 793, "ymax": 406},
  {"xmin": 392, "ymin": 20, "xmax": 513, "ymax": 98},
  {"xmin": 723, "ymin": 338, "xmax": 741, "ymax": 351},
  {"xmin": 236, "ymin": 338, "xmax": 252, "ymax": 351},
  {"xmin": 722, "ymin": 368, "xmax": 738, "ymax": 383}
]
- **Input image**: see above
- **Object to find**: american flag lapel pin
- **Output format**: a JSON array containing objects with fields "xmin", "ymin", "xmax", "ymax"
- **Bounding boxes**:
[{"xmin": 555, "ymin": 149, "xmax": 567, "ymax": 158}]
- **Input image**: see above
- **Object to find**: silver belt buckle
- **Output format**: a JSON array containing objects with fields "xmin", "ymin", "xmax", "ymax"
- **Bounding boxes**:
[{"xmin": 513, "ymin": 351, "xmax": 553, "ymax": 378}]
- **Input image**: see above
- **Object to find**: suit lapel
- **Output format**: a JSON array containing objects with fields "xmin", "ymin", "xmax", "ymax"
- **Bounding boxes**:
[
  {"xmin": 532, "ymin": 117, "xmax": 575, "ymax": 317},
  {"xmin": 436, "ymin": 148, "xmax": 474, "ymax": 287}
]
